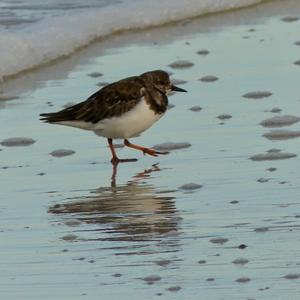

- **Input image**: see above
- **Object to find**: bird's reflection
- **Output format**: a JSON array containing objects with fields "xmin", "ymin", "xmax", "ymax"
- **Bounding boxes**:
[{"xmin": 49, "ymin": 164, "xmax": 179, "ymax": 245}]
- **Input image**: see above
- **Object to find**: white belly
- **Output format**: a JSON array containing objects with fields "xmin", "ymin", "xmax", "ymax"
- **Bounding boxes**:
[
  {"xmin": 94, "ymin": 98, "xmax": 164, "ymax": 138},
  {"xmin": 56, "ymin": 98, "xmax": 164, "ymax": 139}
]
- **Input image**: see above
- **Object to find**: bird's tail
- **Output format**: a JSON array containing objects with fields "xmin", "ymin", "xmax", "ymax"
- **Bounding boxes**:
[
  {"xmin": 40, "ymin": 112, "xmax": 59, "ymax": 123},
  {"xmin": 39, "ymin": 110, "xmax": 70, "ymax": 123},
  {"xmin": 40, "ymin": 101, "xmax": 87, "ymax": 123}
]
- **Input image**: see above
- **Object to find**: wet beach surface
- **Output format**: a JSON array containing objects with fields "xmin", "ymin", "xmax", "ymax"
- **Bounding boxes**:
[{"xmin": 1, "ymin": 1, "xmax": 300, "ymax": 299}]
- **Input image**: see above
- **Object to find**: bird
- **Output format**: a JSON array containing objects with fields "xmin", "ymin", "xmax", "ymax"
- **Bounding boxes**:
[{"xmin": 40, "ymin": 69, "xmax": 187, "ymax": 164}]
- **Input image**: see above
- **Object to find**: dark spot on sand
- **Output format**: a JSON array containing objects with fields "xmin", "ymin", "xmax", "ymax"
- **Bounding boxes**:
[
  {"xmin": 250, "ymin": 151, "xmax": 296, "ymax": 161},
  {"xmin": 284, "ymin": 273, "xmax": 300, "ymax": 279},
  {"xmin": 257, "ymin": 178, "xmax": 270, "ymax": 183},
  {"xmin": 97, "ymin": 81, "xmax": 109, "ymax": 87},
  {"xmin": 254, "ymin": 227, "xmax": 269, "ymax": 232},
  {"xmin": 113, "ymin": 273, "xmax": 122, "ymax": 277},
  {"xmin": 166, "ymin": 286, "xmax": 181, "ymax": 292},
  {"xmin": 37, "ymin": 172, "xmax": 46, "ymax": 176},
  {"xmin": 61, "ymin": 234, "xmax": 78, "ymax": 241},
  {"xmin": 206, "ymin": 278, "xmax": 215, "ymax": 282},
  {"xmin": 260, "ymin": 115, "xmax": 300, "ymax": 128},
  {"xmin": 238, "ymin": 244, "xmax": 247, "ymax": 249},
  {"xmin": 0, "ymin": 137, "xmax": 36, "ymax": 147},
  {"xmin": 49, "ymin": 149, "xmax": 75, "ymax": 157},
  {"xmin": 153, "ymin": 142, "xmax": 191, "ymax": 151},
  {"xmin": 248, "ymin": 28, "xmax": 256, "ymax": 32},
  {"xmin": 141, "ymin": 275, "xmax": 162, "ymax": 285},
  {"xmin": 168, "ymin": 60, "xmax": 194, "ymax": 69},
  {"xmin": 230, "ymin": 200, "xmax": 239, "ymax": 204},
  {"xmin": 294, "ymin": 60, "xmax": 300, "ymax": 66},
  {"xmin": 210, "ymin": 237, "xmax": 228, "ymax": 245},
  {"xmin": 197, "ymin": 49, "xmax": 209, "ymax": 55},
  {"xmin": 88, "ymin": 72, "xmax": 103, "ymax": 78},
  {"xmin": 263, "ymin": 130, "xmax": 300, "ymax": 140},
  {"xmin": 281, "ymin": 16, "xmax": 299, "ymax": 22},
  {"xmin": 199, "ymin": 75, "xmax": 219, "ymax": 82},
  {"xmin": 171, "ymin": 78, "xmax": 187, "ymax": 85},
  {"xmin": 259, "ymin": 287, "xmax": 270, "ymax": 292},
  {"xmin": 198, "ymin": 260, "xmax": 206, "ymax": 264},
  {"xmin": 217, "ymin": 114, "xmax": 232, "ymax": 120},
  {"xmin": 179, "ymin": 183, "xmax": 202, "ymax": 190},
  {"xmin": 269, "ymin": 107, "xmax": 282, "ymax": 113},
  {"xmin": 236, "ymin": 277, "xmax": 250, "ymax": 283},
  {"xmin": 155, "ymin": 259, "xmax": 171, "ymax": 267},
  {"xmin": 73, "ymin": 257, "xmax": 85, "ymax": 261},
  {"xmin": 267, "ymin": 167, "xmax": 277, "ymax": 172},
  {"xmin": 267, "ymin": 148, "xmax": 281, "ymax": 153},
  {"xmin": 295, "ymin": 41, "xmax": 300, "ymax": 46},
  {"xmin": 232, "ymin": 258, "xmax": 249, "ymax": 265},
  {"xmin": 88, "ymin": 260, "xmax": 95, "ymax": 263},
  {"xmin": 243, "ymin": 91, "xmax": 272, "ymax": 99},
  {"xmin": 189, "ymin": 106, "xmax": 202, "ymax": 112}
]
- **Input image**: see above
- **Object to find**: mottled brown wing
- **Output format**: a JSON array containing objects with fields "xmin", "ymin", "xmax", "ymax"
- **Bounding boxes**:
[{"xmin": 40, "ymin": 77, "xmax": 145, "ymax": 123}]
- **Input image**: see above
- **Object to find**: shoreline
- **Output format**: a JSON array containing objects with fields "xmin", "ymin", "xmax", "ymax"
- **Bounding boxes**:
[
  {"xmin": 0, "ymin": 0, "xmax": 281, "ymax": 82},
  {"xmin": 0, "ymin": 0, "xmax": 266, "ymax": 81},
  {"xmin": 1, "ymin": 0, "xmax": 299, "ymax": 92}
]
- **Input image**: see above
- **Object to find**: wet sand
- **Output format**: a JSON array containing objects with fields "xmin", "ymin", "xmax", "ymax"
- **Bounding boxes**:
[{"xmin": 1, "ymin": 0, "xmax": 300, "ymax": 299}]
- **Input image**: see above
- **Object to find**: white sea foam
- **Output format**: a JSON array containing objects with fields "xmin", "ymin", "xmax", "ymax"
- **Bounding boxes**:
[{"xmin": 0, "ymin": 0, "xmax": 264, "ymax": 80}]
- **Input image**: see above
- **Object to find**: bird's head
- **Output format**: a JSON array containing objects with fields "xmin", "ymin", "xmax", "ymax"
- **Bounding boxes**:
[{"xmin": 140, "ymin": 70, "xmax": 187, "ymax": 95}]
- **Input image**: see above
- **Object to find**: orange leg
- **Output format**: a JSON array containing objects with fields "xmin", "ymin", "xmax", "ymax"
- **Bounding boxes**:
[
  {"xmin": 107, "ymin": 138, "xmax": 137, "ymax": 165},
  {"xmin": 124, "ymin": 139, "xmax": 169, "ymax": 157}
]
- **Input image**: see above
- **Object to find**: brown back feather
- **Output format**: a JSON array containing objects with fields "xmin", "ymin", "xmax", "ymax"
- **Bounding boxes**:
[{"xmin": 40, "ymin": 76, "xmax": 145, "ymax": 123}]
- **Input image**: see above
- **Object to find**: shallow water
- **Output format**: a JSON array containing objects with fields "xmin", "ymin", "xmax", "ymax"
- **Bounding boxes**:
[{"xmin": 1, "ymin": 1, "xmax": 300, "ymax": 299}]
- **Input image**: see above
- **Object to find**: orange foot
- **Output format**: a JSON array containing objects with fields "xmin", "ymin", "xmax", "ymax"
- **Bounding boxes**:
[
  {"xmin": 124, "ymin": 139, "xmax": 169, "ymax": 157},
  {"xmin": 142, "ymin": 147, "xmax": 169, "ymax": 157}
]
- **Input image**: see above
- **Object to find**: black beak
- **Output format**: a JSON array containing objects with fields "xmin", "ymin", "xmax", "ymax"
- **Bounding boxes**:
[{"xmin": 171, "ymin": 85, "xmax": 187, "ymax": 92}]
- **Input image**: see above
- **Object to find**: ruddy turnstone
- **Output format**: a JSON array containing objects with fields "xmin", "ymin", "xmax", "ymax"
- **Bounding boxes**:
[{"xmin": 40, "ymin": 70, "xmax": 186, "ymax": 164}]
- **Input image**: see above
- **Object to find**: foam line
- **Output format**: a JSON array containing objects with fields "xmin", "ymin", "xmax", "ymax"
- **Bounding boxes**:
[{"xmin": 0, "ymin": 0, "xmax": 263, "ymax": 80}]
